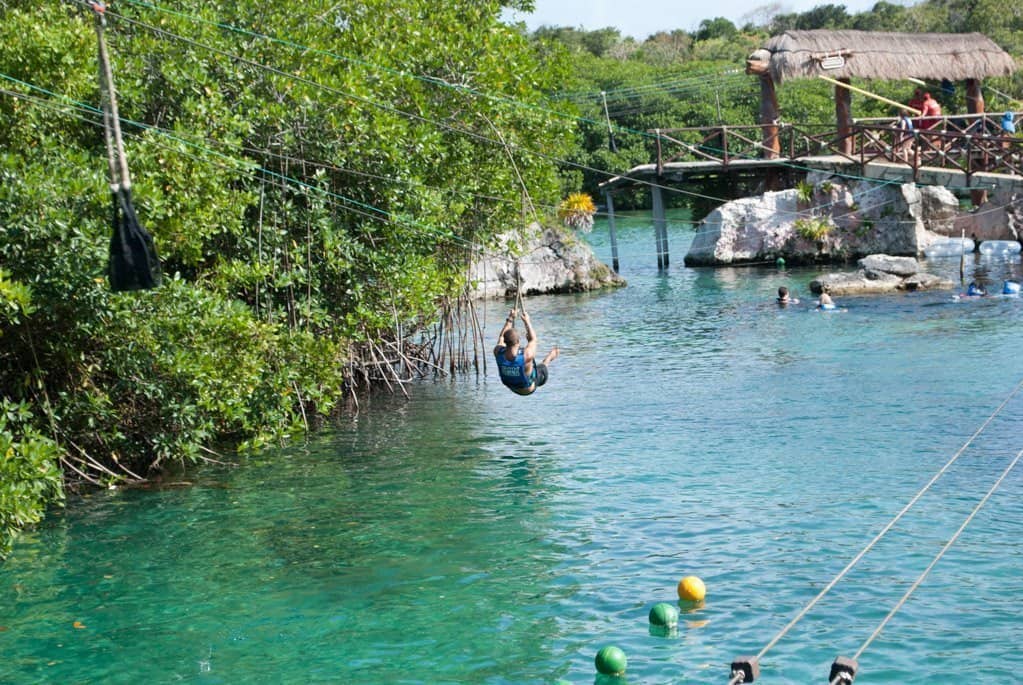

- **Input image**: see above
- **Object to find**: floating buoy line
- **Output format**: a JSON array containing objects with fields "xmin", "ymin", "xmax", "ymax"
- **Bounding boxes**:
[{"xmin": 570, "ymin": 379, "xmax": 1023, "ymax": 683}]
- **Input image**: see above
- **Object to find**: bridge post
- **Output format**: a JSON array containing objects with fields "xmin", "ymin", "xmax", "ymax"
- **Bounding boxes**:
[
  {"xmin": 604, "ymin": 191, "xmax": 620, "ymax": 273},
  {"xmin": 652, "ymin": 184, "xmax": 669, "ymax": 270},
  {"xmin": 758, "ymin": 76, "xmax": 780, "ymax": 159},
  {"xmin": 966, "ymin": 78, "xmax": 988, "ymax": 206},
  {"xmin": 836, "ymin": 78, "xmax": 853, "ymax": 155}
]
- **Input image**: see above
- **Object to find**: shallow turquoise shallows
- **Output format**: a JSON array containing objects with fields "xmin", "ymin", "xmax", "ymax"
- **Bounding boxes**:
[{"xmin": 4, "ymin": 212, "xmax": 1023, "ymax": 684}]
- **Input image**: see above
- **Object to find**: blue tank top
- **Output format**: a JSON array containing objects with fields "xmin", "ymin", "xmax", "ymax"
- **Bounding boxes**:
[{"xmin": 495, "ymin": 347, "xmax": 534, "ymax": 389}]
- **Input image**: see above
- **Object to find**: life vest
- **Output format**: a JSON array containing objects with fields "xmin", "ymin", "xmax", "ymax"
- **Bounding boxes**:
[{"xmin": 495, "ymin": 346, "xmax": 534, "ymax": 390}]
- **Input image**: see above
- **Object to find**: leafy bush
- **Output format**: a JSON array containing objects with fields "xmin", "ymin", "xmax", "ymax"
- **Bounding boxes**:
[
  {"xmin": 0, "ymin": 0, "xmax": 574, "ymax": 549},
  {"xmin": 0, "ymin": 400, "xmax": 63, "ymax": 556}
]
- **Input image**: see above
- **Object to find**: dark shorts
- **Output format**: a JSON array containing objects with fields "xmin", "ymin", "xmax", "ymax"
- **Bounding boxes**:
[{"xmin": 534, "ymin": 363, "xmax": 549, "ymax": 387}]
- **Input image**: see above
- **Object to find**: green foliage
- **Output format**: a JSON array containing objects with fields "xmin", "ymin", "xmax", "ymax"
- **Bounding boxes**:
[
  {"xmin": 796, "ymin": 180, "xmax": 815, "ymax": 204},
  {"xmin": 0, "ymin": 400, "xmax": 63, "ymax": 556},
  {"xmin": 795, "ymin": 217, "xmax": 833, "ymax": 242},
  {"xmin": 0, "ymin": 0, "xmax": 573, "ymax": 548},
  {"xmin": 695, "ymin": 18, "xmax": 738, "ymax": 42}
]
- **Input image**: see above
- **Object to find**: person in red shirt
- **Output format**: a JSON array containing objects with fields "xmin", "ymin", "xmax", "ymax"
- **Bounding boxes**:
[
  {"xmin": 907, "ymin": 88, "xmax": 924, "ymax": 117},
  {"xmin": 920, "ymin": 92, "xmax": 942, "ymax": 130}
]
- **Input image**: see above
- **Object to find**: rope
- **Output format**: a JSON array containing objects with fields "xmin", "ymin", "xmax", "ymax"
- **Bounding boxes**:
[
  {"xmin": 847, "ymin": 443, "xmax": 1023, "ymax": 666},
  {"xmin": 93, "ymin": 0, "xmax": 938, "ymax": 203},
  {"xmin": 93, "ymin": 2, "xmax": 131, "ymax": 190},
  {"xmin": 749, "ymin": 375, "xmax": 1023, "ymax": 664},
  {"xmin": 8, "ymin": 72, "xmax": 1022, "ymax": 277}
]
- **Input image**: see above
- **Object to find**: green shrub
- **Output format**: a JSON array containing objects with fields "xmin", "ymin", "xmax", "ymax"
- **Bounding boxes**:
[
  {"xmin": 794, "ymin": 216, "xmax": 833, "ymax": 241},
  {"xmin": 795, "ymin": 180, "xmax": 815, "ymax": 204},
  {"xmin": 0, "ymin": 400, "xmax": 63, "ymax": 556}
]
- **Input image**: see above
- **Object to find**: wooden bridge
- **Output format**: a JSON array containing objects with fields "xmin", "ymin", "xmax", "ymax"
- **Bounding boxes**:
[{"xmin": 600, "ymin": 112, "xmax": 1023, "ymax": 271}]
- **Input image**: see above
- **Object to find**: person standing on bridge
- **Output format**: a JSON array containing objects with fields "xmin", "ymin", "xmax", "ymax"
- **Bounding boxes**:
[
  {"xmin": 920, "ymin": 92, "xmax": 942, "ymax": 130},
  {"xmin": 907, "ymin": 89, "xmax": 924, "ymax": 119},
  {"xmin": 896, "ymin": 109, "xmax": 914, "ymax": 160},
  {"xmin": 494, "ymin": 308, "xmax": 559, "ymax": 396},
  {"xmin": 1001, "ymin": 111, "xmax": 1016, "ymax": 135}
]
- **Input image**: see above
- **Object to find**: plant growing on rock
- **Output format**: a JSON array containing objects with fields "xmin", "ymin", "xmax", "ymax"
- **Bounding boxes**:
[
  {"xmin": 558, "ymin": 192, "xmax": 597, "ymax": 232},
  {"xmin": 795, "ymin": 216, "xmax": 833, "ymax": 242},
  {"xmin": 795, "ymin": 180, "xmax": 815, "ymax": 205}
]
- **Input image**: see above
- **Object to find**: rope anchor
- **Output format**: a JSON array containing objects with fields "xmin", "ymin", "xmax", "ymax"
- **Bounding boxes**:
[
  {"xmin": 829, "ymin": 656, "xmax": 858, "ymax": 684},
  {"xmin": 729, "ymin": 656, "xmax": 759, "ymax": 683}
]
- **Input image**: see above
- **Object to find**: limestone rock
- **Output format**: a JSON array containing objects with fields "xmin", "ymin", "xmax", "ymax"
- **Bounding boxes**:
[
  {"xmin": 809, "ymin": 253, "xmax": 954, "ymax": 295},
  {"xmin": 471, "ymin": 223, "xmax": 625, "ymax": 299},
  {"xmin": 857, "ymin": 254, "xmax": 919, "ymax": 277},
  {"xmin": 953, "ymin": 188, "xmax": 1022, "ymax": 241},
  {"xmin": 685, "ymin": 178, "xmax": 960, "ymax": 266}
]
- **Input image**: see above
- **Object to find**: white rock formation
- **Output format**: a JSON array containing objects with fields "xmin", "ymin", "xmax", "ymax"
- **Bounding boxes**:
[
  {"xmin": 684, "ymin": 178, "xmax": 961, "ymax": 266},
  {"xmin": 470, "ymin": 223, "xmax": 624, "ymax": 299}
]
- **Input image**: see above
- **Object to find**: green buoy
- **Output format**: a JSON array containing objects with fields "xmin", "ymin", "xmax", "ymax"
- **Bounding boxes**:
[
  {"xmin": 648, "ymin": 602, "xmax": 679, "ymax": 628},
  {"xmin": 595, "ymin": 645, "xmax": 627, "ymax": 676},
  {"xmin": 776, "ymin": 256, "xmax": 786, "ymax": 268}
]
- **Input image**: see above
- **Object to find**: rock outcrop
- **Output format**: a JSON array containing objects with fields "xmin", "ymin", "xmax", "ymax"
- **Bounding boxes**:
[
  {"xmin": 808, "ymin": 254, "xmax": 954, "ymax": 295},
  {"xmin": 470, "ymin": 223, "xmax": 625, "ymax": 299},
  {"xmin": 953, "ymin": 188, "xmax": 1023, "ymax": 241},
  {"xmin": 684, "ymin": 177, "xmax": 961, "ymax": 266}
]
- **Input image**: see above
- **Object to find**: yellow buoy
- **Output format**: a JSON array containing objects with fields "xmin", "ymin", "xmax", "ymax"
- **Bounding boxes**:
[{"xmin": 677, "ymin": 575, "xmax": 706, "ymax": 602}]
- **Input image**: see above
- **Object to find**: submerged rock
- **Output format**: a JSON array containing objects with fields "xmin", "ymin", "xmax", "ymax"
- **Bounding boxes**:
[
  {"xmin": 809, "ymin": 253, "xmax": 954, "ymax": 295},
  {"xmin": 470, "ymin": 223, "xmax": 625, "ymax": 299}
]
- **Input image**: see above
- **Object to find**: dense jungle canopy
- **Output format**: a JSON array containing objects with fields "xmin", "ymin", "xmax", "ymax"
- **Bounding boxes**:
[{"xmin": 2, "ymin": 0, "xmax": 1022, "ymax": 551}]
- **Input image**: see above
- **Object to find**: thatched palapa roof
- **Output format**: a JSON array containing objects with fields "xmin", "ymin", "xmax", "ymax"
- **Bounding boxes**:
[{"xmin": 747, "ymin": 30, "xmax": 1016, "ymax": 84}]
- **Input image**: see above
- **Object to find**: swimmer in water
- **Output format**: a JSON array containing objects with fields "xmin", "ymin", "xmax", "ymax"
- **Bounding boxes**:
[
  {"xmin": 777, "ymin": 286, "xmax": 799, "ymax": 305},
  {"xmin": 817, "ymin": 286, "xmax": 836, "ymax": 310}
]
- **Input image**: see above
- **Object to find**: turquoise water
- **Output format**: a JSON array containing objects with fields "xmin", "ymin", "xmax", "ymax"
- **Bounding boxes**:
[{"xmin": 3, "ymin": 212, "xmax": 1023, "ymax": 684}]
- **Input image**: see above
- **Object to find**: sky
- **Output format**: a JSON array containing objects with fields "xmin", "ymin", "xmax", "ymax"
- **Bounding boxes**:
[{"xmin": 504, "ymin": 1, "xmax": 912, "ymax": 39}]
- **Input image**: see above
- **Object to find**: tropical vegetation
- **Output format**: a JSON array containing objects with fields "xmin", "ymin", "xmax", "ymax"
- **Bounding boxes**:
[{"xmin": 3, "ymin": 0, "xmax": 1023, "ymax": 552}]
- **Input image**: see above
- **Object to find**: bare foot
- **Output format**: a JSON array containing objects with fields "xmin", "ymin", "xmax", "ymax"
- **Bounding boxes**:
[{"xmin": 543, "ymin": 345, "xmax": 560, "ymax": 365}]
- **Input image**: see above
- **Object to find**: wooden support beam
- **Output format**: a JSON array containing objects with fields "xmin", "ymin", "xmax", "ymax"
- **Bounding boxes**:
[
  {"xmin": 604, "ymin": 191, "xmax": 620, "ymax": 273},
  {"xmin": 759, "ymin": 75, "xmax": 780, "ymax": 159},
  {"xmin": 651, "ymin": 184, "xmax": 669, "ymax": 270},
  {"xmin": 966, "ymin": 78, "xmax": 985, "ymax": 115},
  {"xmin": 836, "ymin": 77, "xmax": 853, "ymax": 155},
  {"xmin": 966, "ymin": 79, "xmax": 988, "ymax": 206}
]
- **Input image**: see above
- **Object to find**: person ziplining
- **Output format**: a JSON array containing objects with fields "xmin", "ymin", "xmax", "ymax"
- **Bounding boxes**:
[{"xmin": 494, "ymin": 306, "xmax": 559, "ymax": 396}]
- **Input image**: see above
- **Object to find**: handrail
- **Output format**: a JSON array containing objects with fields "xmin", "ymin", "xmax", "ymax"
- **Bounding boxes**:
[{"xmin": 648, "ymin": 118, "xmax": 1023, "ymax": 180}]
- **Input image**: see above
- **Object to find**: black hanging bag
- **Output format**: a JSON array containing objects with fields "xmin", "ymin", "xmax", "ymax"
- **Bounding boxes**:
[{"xmin": 94, "ymin": 2, "xmax": 161, "ymax": 291}]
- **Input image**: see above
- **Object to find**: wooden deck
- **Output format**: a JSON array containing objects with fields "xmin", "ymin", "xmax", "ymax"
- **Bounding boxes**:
[{"xmin": 601, "ymin": 155, "xmax": 1023, "ymax": 194}]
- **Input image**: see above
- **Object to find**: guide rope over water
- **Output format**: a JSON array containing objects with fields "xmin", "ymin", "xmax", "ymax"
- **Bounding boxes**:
[
  {"xmin": 725, "ymin": 376, "xmax": 1023, "ymax": 684},
  {"xmin": 92, "ymin": 1, "xmax": 161, "ymax": 291}
]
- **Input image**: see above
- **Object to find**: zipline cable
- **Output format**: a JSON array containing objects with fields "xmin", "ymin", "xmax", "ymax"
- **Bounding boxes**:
[
  {"xmin": 729, "ymin": 375, "xmax": 1023, "ymax": 684},
  {"xmin": 15, "ymin": 10, "xmax": 1022, "ymax": 268},
  {"xmin": 8, "ymin": 71, "xmax": 1015, "ymax": 274},
  {"xmin": 93, "ymin": 0, "xmax": 957, "ymax": 199},
  {"xmin": 76, "ymin": 3, "xmax": 738, "ymax": 207}
]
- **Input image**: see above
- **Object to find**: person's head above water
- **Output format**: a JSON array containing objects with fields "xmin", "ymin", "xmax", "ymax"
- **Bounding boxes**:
[{"xmin": 503, "ymin": 328, "xmax": 519, "ymax": 348}]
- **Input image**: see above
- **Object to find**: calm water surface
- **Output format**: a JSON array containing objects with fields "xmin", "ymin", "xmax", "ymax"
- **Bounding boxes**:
[{"xmin": 3, "ymin": 213, "xmax": 1023, "ymax": 684}]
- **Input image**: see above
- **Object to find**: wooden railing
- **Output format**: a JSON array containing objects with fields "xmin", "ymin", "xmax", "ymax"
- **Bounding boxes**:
[{"xmin": 650, "ymin": 113, "xmax": 1023, "ymax": 183}]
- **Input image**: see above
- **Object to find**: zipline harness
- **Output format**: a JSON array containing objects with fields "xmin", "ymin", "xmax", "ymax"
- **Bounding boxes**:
[{"xmin": 92, "ymin": 1, "xmax": 161, "ymax": 291}]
